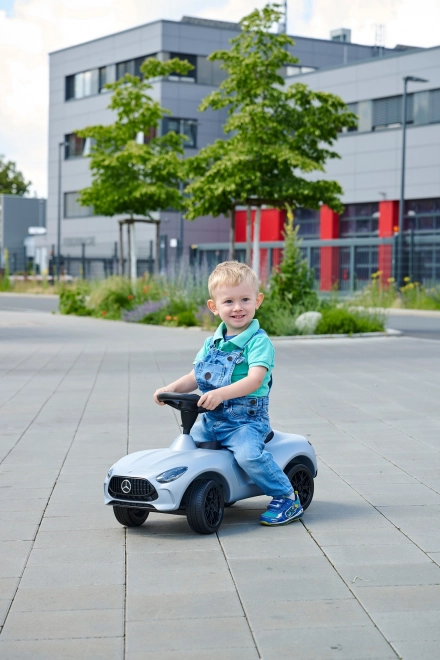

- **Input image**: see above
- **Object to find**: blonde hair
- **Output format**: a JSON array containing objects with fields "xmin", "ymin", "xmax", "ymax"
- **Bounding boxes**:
[{"xmin": 208, "ymin": 261, "xmax": 259, "ymax": 298}]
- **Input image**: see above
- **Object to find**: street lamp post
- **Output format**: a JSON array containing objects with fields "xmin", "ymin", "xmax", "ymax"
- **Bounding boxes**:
[
  {"xmin": 397, "ymin": 76, "xmax": 428, "ymax": 286},
  {"xmin": 57, "ymin": 140, "xmax": 69, "ymax": 281}
]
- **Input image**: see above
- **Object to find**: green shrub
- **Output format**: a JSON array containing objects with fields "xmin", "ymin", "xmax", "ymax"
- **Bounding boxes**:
[
  {"xmin": 176, "ymin": 310, "xmax": 197, "ymax": 327},
  {"xmin": 88, "ymin": 276, "xmax": 134, "ymax": 319},
  {"xmin": 269, "ymin": 216, "xmax": 318, "ymax": 311},
  {"xmin": 315, "ymin": 308, "xmax": 385, "ymax": 335},
  {"xmin": 59, "ymin": 287, "xmax": 91, "ymax": 316},
  {"xmin": 256, "ymin": 296, "xmax": 301, "ymax": 336}
]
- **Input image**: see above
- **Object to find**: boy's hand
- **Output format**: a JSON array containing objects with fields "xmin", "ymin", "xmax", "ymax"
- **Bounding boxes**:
[
  {"xmin": 198, "ymin": 389, "xmax": 224, "ymax": 410},
  {"xmin": 153, "ymin": 386, "xmax": 172, "ymax": 406}
]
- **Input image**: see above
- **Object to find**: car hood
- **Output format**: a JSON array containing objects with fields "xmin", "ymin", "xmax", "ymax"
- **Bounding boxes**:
[{"xmin": 112, "ymin": 447, "xmax": 226, "ymax": 478}]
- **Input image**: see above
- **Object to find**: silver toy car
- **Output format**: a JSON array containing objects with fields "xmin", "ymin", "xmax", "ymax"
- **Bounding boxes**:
[{"xmin": 104, "ymin": 392, "xmax": 317, "ymax": 534}]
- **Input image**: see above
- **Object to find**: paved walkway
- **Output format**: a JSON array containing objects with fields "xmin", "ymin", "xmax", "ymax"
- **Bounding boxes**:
[{"xmin": 0, "ymin": 310, "xmax": 439, "ymax": 659}]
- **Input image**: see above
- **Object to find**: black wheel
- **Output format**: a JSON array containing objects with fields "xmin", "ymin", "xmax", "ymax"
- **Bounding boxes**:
[
  {"xmin": 224, "ymin": 501, "xmax": 236, "ymax": 508},
  {"xmin": 186, "ymin": 479, "xmax": 224, "ymax": 534},
  {"xmin": 113, "ymin": 506, "xmax": 150, "ymax": 527},
  {"xmin": 285, "ymin": 464, "xmax": 314, "ymax": 511}
]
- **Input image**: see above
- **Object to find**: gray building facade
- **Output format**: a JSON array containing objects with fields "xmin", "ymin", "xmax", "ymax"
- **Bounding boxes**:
[
  {"xmin": 46, "ymin": 15, "xmax": 402, "ymax": 277},
  {"xmin": 0, "ymin": 195, "xmax": 46, "ymax": 273}
]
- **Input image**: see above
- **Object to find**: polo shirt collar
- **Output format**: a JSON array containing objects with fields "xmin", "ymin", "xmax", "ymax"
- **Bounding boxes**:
[{"xmin": 214, "ymin": 319, "xmax": 260, "ymax": 348}]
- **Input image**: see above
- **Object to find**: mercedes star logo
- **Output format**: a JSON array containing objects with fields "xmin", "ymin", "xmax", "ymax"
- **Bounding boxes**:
[{"xmin": 121, "ymin": 479, "xmax": 132, "ymax": 494}]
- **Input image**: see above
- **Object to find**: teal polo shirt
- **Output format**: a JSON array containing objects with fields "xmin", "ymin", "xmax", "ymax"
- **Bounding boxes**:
[{"xmin": 194, "ymin": 319, "xmax": 274, "ymax": 397}]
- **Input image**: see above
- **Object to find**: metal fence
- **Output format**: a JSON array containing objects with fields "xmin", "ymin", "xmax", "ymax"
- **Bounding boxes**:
[
  {"xmin": 195, "ymin": 232, "xmax": 440, "ymax": 292},
  {"xmin": 5, "ymin": 233, "xmax": 440, "ymax": 291}
]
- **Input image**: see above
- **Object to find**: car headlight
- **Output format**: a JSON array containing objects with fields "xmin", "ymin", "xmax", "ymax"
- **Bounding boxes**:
[
  {"xmin": 156, "ymin": 467, "xmax": 188, "ymax": 483},
  {"xmin": 107, "ymin": 468, "xmax": 114, "ymax": 479}
]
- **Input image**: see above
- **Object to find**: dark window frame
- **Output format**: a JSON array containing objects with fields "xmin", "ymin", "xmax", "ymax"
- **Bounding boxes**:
[
  {"xmin": 64, "ymin": 191, "xmax": 93, "ymax": 219},
  {"xmin": 162, "ymin": 117, "xmax": 197, "ymax": 149}
]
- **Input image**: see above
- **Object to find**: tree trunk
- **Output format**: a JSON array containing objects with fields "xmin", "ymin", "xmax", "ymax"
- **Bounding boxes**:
[
  {"xmin": 229, "ymin": 207, "xmax": 236, "ymax": 261},
  {"xmin": 252, "ymin": 206, "xmax": 261, "ymax": 279},
  {"xmin": 155, "ymin": 220, "xmax": 160, "ymax": 276},
  {"xmin": 118, "ymin": 221, "xmax": 124, "ymax": 276},
  {"xmin": 127, "ymin": 223, "xmax": 131, "ymax": 279},
  {"xmin": 246, "ymin": 205, "xmax": 252, "ymax": 266},
  {"xmin": 130, "ymin": 222, "xmax": 137, "ymax": 286}
]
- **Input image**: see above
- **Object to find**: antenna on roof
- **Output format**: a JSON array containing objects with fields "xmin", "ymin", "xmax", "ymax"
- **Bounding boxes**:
[
  {"xmin": 374, "ymin": 24, "xmax": 385, "ymax": 57},
  {"xmin": 278, "ymin": 0, "xmax": 288, "ymax": 34}
]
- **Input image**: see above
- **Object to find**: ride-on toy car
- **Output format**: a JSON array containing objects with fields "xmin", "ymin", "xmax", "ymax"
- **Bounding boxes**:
[{"xmin": 104, "ymin": 392, "xmax": 318, "ymax": 535}]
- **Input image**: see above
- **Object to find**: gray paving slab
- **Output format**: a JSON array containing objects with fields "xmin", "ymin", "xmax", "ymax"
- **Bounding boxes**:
[
  {"xmin": 0, "ymin": 600, "xmax": 11, "ymax": 628},
  {"xmin": 19, "ymin": 561, "xmax": 125, "ymax": 589},
  {"xmin": 391, "ymin": 639, "xmax": 440, "ymax": 658},
  {"xmin": 335, "ymin": 561, "xmax": 440, "ymax": 588},
  {"xmin": 1, "ymin": 607, "xmax": 124, "ymax": 641},
  {"xmin": 126, "ymin": 617, "xmax": 256, "ymax": 653},
  {"xmin": 353, "ymin": 584, "xmax": 440, "ymax": 612},
  {"xmin": 126, "ymin": 590, "xmax": 244, "ymax": 622},
  {"xmin": 0, "ymin": 637, "xmax": 124, "ymax": 659},
  {"xmin": 371, "ymin": 610, "xmax": 440, "ymax": 643},
  {"xmin": 1, "ymin": 310, "xmax": 440, "ymax": 657},
  {"xmin": 126, "ymin": 649, "xmax": 259, "ymax": 660},
  {"xmin": 254, "ymin": 625, "xmax": 397, "ymax": 659}
]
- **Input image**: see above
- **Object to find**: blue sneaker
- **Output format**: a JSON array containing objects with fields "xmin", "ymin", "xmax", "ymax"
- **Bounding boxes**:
[{"xmin": 260, "ymin": 492, "xmax": 304, "ymax": 526}]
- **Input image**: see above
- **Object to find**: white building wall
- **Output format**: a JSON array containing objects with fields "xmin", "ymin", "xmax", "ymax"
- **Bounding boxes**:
[{"xmin": 288, "ymin": 46, "xmax": 440, "ymax": 205}]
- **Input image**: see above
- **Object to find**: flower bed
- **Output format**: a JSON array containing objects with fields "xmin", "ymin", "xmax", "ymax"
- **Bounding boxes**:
[
  {"xmin": 354, "ymin": 272, "xmax": 440, "ymax": 311},
  {"xmin": 58, "ymin": 274, "xmax": 385, "ymax": 336}
]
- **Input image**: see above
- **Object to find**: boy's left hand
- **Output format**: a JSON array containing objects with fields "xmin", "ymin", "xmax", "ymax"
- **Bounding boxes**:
[{"xmin": 198, "ymin": 390, "xmax": 224, "ymax": 410}]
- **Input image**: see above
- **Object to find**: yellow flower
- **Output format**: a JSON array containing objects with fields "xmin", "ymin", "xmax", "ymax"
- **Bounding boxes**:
[
  {"xmin": 387, "ymin": 277, "xmax": 395, "ymax": 283},
  {"xmin": 404, "ymin": 276, "xmax": 410, "ymax": 282}
]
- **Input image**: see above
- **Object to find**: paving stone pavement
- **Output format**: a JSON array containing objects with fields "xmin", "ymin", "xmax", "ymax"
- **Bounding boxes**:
[{"xmin": 0, "ymin": 309, "xmax": 440, "ymax": 659}]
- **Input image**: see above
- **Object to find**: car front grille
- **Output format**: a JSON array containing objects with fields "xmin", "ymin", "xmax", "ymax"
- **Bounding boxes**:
[{"xmin": 108, "ymin": 476, "xmax": 158, "ymax": 502}]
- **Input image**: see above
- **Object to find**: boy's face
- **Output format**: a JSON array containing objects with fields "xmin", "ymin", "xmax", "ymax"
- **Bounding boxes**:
[{"xmin": 207, "ymin": 282, "xmax": 264, "ymax": 334}]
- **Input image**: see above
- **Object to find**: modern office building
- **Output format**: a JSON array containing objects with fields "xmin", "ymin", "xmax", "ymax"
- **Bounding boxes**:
[
  {"xmin": 283, "ymin": 43, "xmax": 440, "ymax": 289},
  {"xmin": 0, "ymin": 195, "xmax": 46, "ymax": 274},
  {"xmin": 45, "ymin": 15, "xmax": 409, "ymax": 279}
]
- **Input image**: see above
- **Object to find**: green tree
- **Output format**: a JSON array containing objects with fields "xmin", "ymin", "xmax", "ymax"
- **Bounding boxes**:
[
  {"xmin": 270, "ymin": 209, "xmax": 317, "ymax": 309},
  {"xmin": 0, "ymin": 155, "xmax": 31, "ymax": 195},
  {"xmin": 185, "ymin": 3, "xmax": 356, "ymax": 274},
  {"xmin": 77, "ymin": 57, "xmax": 192, "ymax": 274}
]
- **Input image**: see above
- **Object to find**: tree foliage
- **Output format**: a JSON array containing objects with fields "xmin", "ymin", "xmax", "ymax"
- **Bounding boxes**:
[
  {"xmin": 270, "ymin": 212, "xmax": 317, "ymax": 309},
  {"xmin": 77, "ymin": 58, "xmax": 192, "ymax": 217},
  {"xmin": 185, "ymin": 3, "xmax": 357, "ymax": 234},
  {"xmin": 0, "ymin": 155, "xmax": 31, "ymax": 196}
]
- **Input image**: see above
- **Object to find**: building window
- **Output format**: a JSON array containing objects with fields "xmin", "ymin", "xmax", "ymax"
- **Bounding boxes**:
[
  {"xmin": 64, "ymin": 134, "xmax": 94, "ymax": 159},
  {"xmin": 343, "ymin": 88, "xmax": 440, "ymax": 135},
  {"xmin": 162, "ymin": 118, "xmax": 197, "ymax": 148},
  {"xmin": 197, "ymin": 56, "xmax": 226, "ymax": 86},
  {"xmin": 99, "ymin": 64, "xmax": 116, "ymax": 92},
  {"xmin": 284, "ymin": 65, "xmax": 317, "ymax": 76},
  {"xmin": 295, "ymin": 208, "xmax": 320, "ymax": 238},
  {"xmin": 64, "ymin": 192, "xmax": 93, "ymax": 218},
  {"xmin": 430, "ymin": 89, "xmax": 440, "ymax": 123},
  {"xmin": 116, "ymin": 57, "xmax": 146, "ymax": 80},
  {"xmin": 65, "ymin": 55, "xmax": 154, "ymax": 101},
  {"xmin": 372, "ymin": 94, "xmax": 414, "ymax": 130},
  {"xmin": 340, "ymin": 202, "xmax": 379, "ymax": 237},
  {"xmin": 168, "ymin": 53, "xmax": 197, "ymax": 82},
  {"xmin": 404, "ymin": 198, "xmax": 440, "ymax": 233}
]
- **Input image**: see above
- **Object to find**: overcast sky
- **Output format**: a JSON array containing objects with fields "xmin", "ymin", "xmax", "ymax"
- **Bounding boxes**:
[{"xmin": 1, "ymin": 0, "xmax": 439, "ymax": 198}]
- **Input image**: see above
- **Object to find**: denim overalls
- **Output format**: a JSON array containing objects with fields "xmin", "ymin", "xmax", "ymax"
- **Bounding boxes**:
[{"xmin": 191, "ymin": 328, "xmax": 293, "ymax": 498}]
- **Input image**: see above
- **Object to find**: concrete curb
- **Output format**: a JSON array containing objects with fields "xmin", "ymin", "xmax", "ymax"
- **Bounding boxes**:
[
  {"xmin": 353, "ymin": 306, "xmax": 440, "ymax": 318},
  {"xmin": 0, "ymin": 292, "xmax": 58, "ymax": 300},
  {"xmin": 271, "ymin": 329, "xmax": 403, "ymax": 340}
]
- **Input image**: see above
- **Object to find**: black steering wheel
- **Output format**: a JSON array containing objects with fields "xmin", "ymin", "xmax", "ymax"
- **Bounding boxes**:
[{"xmin": 157, "ymin": 392, "xmax": 212, "ymax": 413}]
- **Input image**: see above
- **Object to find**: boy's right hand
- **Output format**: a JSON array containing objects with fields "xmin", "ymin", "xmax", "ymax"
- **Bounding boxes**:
[{"xmin": 153, "ymin": 386, "xmax": 172, "ymax": 406}]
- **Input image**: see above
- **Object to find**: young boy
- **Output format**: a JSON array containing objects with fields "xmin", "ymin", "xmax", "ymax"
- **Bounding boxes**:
[{"xmin": 153, "ymin": 261, "xmax": 303, "ymax": 526}]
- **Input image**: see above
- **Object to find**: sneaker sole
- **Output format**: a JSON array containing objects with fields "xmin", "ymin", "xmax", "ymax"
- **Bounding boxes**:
[{"xmin": 260, "ymin": 514, "xmax": 304, "ymax": 526}]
